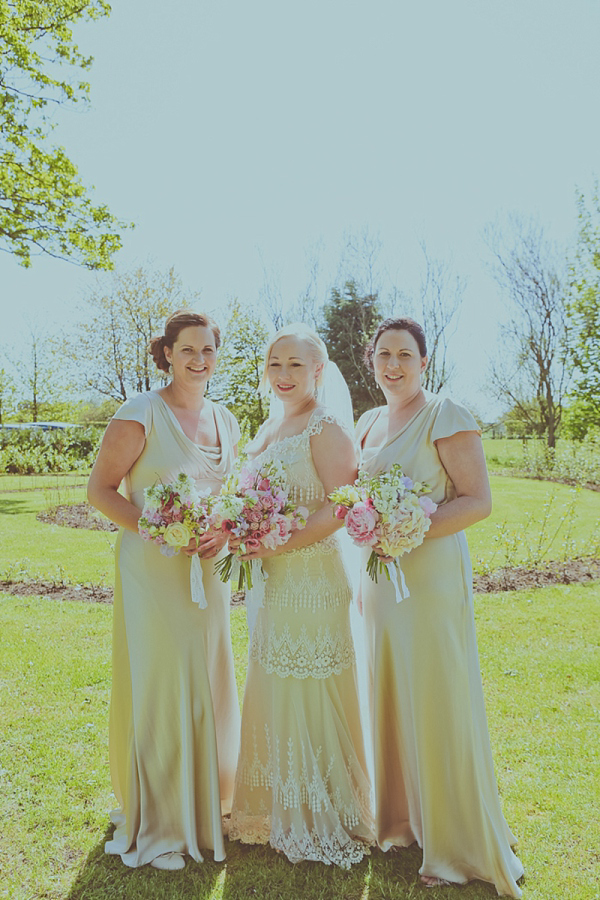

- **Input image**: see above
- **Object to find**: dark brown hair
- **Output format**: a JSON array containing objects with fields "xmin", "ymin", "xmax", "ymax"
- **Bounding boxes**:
[
  {"xmin": 364, "ymin": 317, "xmax": 427, "ymax": 370},
  {"xmin": 149, "ymin": 309, "xmax": 221, "ymax": 373}
]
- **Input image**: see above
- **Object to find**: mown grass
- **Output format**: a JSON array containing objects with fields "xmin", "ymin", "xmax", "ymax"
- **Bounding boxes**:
[
  {"xmin": 1, "ymin": 477, "xmax": 598, "ymax": 589},
  {"xmin": 1, "ymin": 582, "xmax": 598, "ymax": 900},
  {"xmin": 0, "ymin": 484, "xmax": 116, "ymax": 586}
]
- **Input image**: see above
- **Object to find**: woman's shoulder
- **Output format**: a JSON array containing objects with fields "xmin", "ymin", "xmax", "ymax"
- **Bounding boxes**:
[
  {"xmin": 426, "ymin": 392, "xmax": 480, "ymax": 441},
  {"xmin": 112, "ymin": 392, "xmax": 155, "ymax": 431},
  {"xmin": 307, "ymin": 405, "xmax": 353, "ymax": 439}
]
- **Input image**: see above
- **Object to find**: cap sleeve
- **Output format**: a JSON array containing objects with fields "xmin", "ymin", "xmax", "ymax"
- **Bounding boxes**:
[
  {"xmin": 431, "ymin": 397, "xmax": 480, "ymax": 443},
  {"xmin": 112, "ymin": 393, "xmax": 153, "ymax": 436},
  {"xmin": 307, "ymin": 408, "xmax": 352, "ymax": 438}
]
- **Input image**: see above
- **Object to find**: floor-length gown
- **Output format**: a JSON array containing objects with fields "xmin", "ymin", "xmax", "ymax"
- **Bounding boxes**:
[
  {"xmin": 356, "ymin": 393, "xmax": 524, "ymax": 897},
  {"xmin": 229, "ymin": 409, "xmax": 374, "ymax": 867},
  {"xmin": 104, "ymin": 391, "xmax": 241, "ymax": 866}
]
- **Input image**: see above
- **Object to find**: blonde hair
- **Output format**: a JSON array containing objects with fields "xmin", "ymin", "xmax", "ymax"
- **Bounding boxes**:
[{"xmin": 260, "ymin": 323, "xmax": 328, "ymax": 393}]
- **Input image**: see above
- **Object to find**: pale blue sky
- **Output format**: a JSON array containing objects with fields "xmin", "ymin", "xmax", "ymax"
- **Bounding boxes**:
[{"xmin": 2, "ymin": 0, "xmax": 599, "ymax": 417}]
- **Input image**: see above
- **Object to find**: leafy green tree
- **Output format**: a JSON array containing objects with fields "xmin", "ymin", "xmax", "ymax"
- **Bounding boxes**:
[
  {"xmin": 209, "ymin": 301, "xmax": 269, "ymax": 437},
  {"xmin": 12, "ymin": 325, "xmax": 69, "ymax": 421},
  {"xmin": 0, "ymin": 367, "xmax": 18, "ymax": 423},
  {"xmin": 319, "ymin": 281, "xmax": 382, "ymax": 420},
  {"xmin": 65, "ymin": 266, "xmax": 198, "ymax": 401},
  {"xmin": 567, "ymin": 186, "xmax": 600, "ymax": 436},
  {"xmin": 0, "ymin": 0, "xmax": 126, "ymax": 268}
]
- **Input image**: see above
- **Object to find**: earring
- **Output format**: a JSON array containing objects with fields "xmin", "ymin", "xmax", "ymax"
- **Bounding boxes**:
[{"xmin": 168, "ymin": 364, "xmax": 174, "ymax": 375}]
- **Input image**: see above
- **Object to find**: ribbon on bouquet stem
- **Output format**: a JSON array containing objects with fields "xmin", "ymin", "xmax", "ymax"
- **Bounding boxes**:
[
  {"xmin": 230, "ymin": 557, "xmax": 268, "ymax": 639},
  {"xmin": 190, "ymin": 554, "xmax": 208, "ymax": 609},
  {"xmin": 386, "ymin": 560, "xmax": 410, "ymax": 602}
]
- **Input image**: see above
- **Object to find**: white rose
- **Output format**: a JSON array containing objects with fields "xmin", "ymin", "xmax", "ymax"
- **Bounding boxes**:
[{"xmin": 163, "ymin": 522, "xmax": 192, "ymax": 548}]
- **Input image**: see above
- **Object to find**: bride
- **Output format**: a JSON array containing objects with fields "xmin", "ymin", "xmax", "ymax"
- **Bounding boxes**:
[{"xmin": 229, "ymin": 323, "xmax": 374, "ymax": 867}]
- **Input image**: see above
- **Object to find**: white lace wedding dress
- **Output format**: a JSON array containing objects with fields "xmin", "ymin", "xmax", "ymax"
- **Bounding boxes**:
[{"xmin": 229, "ymin": 409, "xmax": 374, "ymax": 867}]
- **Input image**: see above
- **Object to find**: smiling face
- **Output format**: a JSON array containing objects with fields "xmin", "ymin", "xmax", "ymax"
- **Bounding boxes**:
[
  {"xmin": 164, "ymin": 325, "xmax": 217, "ymax": 390},
  {"xmin": 372, "ymin": 328, "xmax": 427, "ymax": 400},
  {"xmin": 266, "ymin": 336, "xmax": 324, "ymax": 404}
]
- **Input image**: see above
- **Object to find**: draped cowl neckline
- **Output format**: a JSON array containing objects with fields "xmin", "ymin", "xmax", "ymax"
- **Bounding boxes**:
[
  {"xmin": 358, "ymin": 393, "xmax": 436, "ymax": 476},
  {"xmin": 151, "ymin": 392, "xmax": 231, "ymax": 482}
]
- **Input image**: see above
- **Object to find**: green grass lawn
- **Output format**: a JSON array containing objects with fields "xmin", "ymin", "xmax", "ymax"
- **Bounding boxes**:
[
  {"xmin": 1, "ymin": 476, "xmax": 598, "ymax": 588},
  {"xmin": 1, "ymin": 582, "xmax": 598, "ymax": 900}
]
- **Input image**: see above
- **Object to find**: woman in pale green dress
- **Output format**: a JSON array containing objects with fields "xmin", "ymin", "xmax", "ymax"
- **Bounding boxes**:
[
  {"xmin": 229, "ymin": 325, "xmax": 373, "ymax": 867},
  {"xmin": 88, "ymin": 310, "xmax": 241, "ymax": 870},
  {"xmin": 356, "ymin": 317, "xmax": 524, "ymax": 896}
]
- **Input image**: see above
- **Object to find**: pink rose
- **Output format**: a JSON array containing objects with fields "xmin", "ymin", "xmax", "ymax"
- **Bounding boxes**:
[
  {"xmin": 418, "ymin": 496, "xmax": 437, "ymax": 517},
  {"xmin": 275, "ymin": 515, "xmax": 292, "ymax": 539},
  {"xmin": 335, "ymin": 505, "xmax": 349, "ymax": 520},
  {"xmin": 243, "ymin": 537, "xmax": 261, "ymax": 552},
  {"xmin": 345, "ymin": 502, "xmax": 378, "ymax": 546}
]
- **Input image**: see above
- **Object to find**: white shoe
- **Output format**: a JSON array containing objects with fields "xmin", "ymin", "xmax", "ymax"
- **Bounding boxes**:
[{"xmin": 150, "ymin": 852, "xmax": 185, "ymax": 870}]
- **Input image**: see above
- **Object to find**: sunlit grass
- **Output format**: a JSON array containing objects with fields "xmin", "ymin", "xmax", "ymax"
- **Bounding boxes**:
[
  {"xmin": 0, "ymin": 485, "xmax": 117, "ymax": 586},
  {"xmin": 1, "ymin": 583, "xmax": 598, "ymax": 900}
]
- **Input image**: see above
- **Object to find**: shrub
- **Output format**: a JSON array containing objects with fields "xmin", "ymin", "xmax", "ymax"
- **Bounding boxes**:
[{"xmin": 0, "ymin": 427, "xmax": 103, "ymax": 474}]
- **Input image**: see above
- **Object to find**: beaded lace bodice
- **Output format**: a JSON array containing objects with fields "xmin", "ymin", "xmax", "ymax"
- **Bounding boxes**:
[{"xmin": 248, "ymin": 408, "xmax": 343, "ymax": 517}]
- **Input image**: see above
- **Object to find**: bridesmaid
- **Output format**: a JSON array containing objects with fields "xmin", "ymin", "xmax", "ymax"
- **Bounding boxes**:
[
  {"xmin": 356, "ymin": 317, "xmax": 524, "ymax": 896},
  {"xmin": 88, "ymin": 309, "xmax": 241, "ymax": 870}
]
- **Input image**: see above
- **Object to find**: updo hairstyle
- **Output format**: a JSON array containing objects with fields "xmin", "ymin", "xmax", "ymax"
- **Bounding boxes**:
[
  {"xmin": 260, "ymin": 323, "xmax": 328, "ymax": 393},
  {"xmin": 364, "ymin": 317, "xmax": 427, "ymax": 370},
  {"xmin": 149, "ymin": 309, "xmax": 221, "ymax": 373}
]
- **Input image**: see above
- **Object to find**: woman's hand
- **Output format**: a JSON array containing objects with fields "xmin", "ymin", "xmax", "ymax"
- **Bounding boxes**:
[
  {"xmin": 183, "ymin": 527, "xmax": 229, "ymax": 559},
  {"xmin": 371, "ymin": 541, "xmax": 393, "ymax": 564}
]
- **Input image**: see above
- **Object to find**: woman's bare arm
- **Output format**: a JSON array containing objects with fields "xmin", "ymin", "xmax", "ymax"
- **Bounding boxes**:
[
  {"xmin": 87, "ymin": 419, "xmax": 146, "ymax": 533},
  {"xmin": 425, "ymin": 430, "xmax": 492, "ymax": 538}
]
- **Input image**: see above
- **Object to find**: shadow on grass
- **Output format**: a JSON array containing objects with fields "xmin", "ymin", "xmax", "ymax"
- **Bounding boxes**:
[
  {"xmin": 0, "ymin": 497, "xmax": 31, "ymax": 515},
  {"xmin": 65, "ymin": 829, "xmax": 504, "ymax": 900},
  {"xmin": 65, "ymin": 827, "xmax": 222, "ymax": 900}
]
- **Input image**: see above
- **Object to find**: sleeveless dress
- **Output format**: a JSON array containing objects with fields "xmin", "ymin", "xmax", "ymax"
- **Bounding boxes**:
[
  {"xmin": 229, "ymin": 409, "xmax": 374, "ymax": 867},
  {"xmin": 356, "ymin": 393, "xmax": 524, "ymax": 897},
  {"xmin": 104, "ymin": 391, "xmax": 241, "ymax": 866}
]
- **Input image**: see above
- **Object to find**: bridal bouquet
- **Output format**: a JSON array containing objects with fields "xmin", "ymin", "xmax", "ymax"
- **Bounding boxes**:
[
  {"xmin": 138, "ymin": 472, "xmax": 219, "ymax": 608},
  {"xmin": 214, "ymin": 458, "xmax": 308, "ymax": 592},
  {"xmin": 138, "ymin": 472, "xmax": 217, "ymax": 554},
  {"xmin": 329, "ymin": 464, "xmax": 437, "ymax": 598}
]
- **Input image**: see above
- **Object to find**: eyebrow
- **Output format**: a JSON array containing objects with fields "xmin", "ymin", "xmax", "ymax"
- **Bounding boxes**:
[
  {"xmin": 377, "ymin": 345, "xmax": 414, "ymax": 351},
  {"xmin": 270, "ymin": 355, "xmax": 304, "ymax": 360}
]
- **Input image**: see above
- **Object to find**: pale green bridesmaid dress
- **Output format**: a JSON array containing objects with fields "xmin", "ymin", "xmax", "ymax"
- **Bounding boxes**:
[
  {"xmin": 356, "ymin": 393, "xmax": 524, "ymax": 897},
  {"xmin": 104, "ymin": 391, "xmax": 241, "ymax": 866}
]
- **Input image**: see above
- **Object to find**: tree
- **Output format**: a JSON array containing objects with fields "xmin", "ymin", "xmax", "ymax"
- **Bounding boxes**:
[
  {"xmin": 13, "ymin": 324, "xmax": 68, "ymax": 421},
  {"xmin": 415, "ymin": 244, "xmax": 463, "ymax": 392},
  {"xmin": 0, "ymin": 0, "xmax": 126, "ymax": 268},
  {"xmin": 209, "ymin": 301, "xmax": 269, "ymax": 436},
  {"xmin": 65, "ymin": 266, "xmax": 199, "ymax": 401},
  {"xmin": 0, "ymin": 367, "xmax": 17, "ymax": 423},
  {"xmin": 567, "ymin": 185, "xmax": 600, "ymax": 436},
  {"xmin": 319, "ymin": 281, "xmax": 382, "ymax": 420},
  {"xmin": 485, "ymin": 219, "xmax": 570, "ymax": 448}
]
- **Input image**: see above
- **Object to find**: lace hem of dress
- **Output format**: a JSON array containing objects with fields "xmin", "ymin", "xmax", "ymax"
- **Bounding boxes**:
[
  {"xmin": 250, "ymin": 620, "xmax": 356, "ymax": 678},
  {"xmin": 230, "ymin": 811, "xmax": 370, "ymax": 868},
  {"xmin": 235, "ymin": 729, "xmax": 372, "ymax": 828}
]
